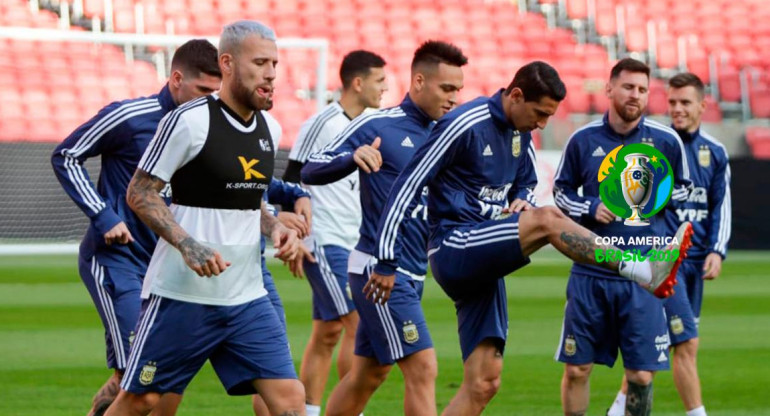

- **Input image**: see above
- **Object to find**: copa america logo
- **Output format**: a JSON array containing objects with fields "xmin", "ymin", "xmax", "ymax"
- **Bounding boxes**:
[{"xmin": 598, "ymin": 143, "xmax": 674, "ymax": 226}]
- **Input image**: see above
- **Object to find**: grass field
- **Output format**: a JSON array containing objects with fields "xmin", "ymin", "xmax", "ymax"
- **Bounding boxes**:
[{"xmin": 1, "ymin": 250, "xmax": 769, "ymax": 415}]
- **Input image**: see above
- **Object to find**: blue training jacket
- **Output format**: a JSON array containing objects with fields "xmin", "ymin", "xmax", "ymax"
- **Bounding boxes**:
[
  {"xmin": 665, "ymin": 127, "xmax": 731, "ymax": 260},
  {"xmin": 373, "ymin": 90, "xmax": 539, "ymax": 275},
  {"xmin": 301, "ymin": 94, "xmax": 434, "ymax": 277},
  {"xmin": 51, "ymin": 85, "xmax": 176, "ymax": 273},
  {"xmin": 553, "ymin": 113, "xmax": 692, "ymax": 280}
]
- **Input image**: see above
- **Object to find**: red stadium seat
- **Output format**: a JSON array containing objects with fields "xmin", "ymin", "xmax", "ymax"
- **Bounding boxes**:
[
  {"xmin": 647, "ymin": 79, "xmax": 668, "ymax": 115},
  {"xmin": 718, "ymin": 69, "xmax": 742, "ymax": 103},
  {"xmin": 565, "ymin": 0, "xmax": 588, "ymax": 20},
  {"xmin": 745, "ymin": 126, "xmax": 770, "ymax": 159},
  {"xmin": 701, "ymin": 95, "xmax": 723, "ymax": 123}
]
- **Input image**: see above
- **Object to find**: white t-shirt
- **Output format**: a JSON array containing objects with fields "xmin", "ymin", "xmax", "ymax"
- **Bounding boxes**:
[
  {"xmin": 290, "ymin": 102, "xmax": 361, "ymax": 250},
  {"xmin": 138, "ymin": 94, "xmax": 281, "ymax": 306}
]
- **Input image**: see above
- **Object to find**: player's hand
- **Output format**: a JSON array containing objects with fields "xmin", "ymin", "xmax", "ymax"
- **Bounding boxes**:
[
  {"xmin": 293, "ymin": 196, "xmax": 313, "ymax": 232},
  {"xmin": 594, "ymin": 203, "xmax": 616, "ymax": 224},
  {"xmin": 353, "ymin": 137, "xmax": 382, "ymax": 173},
  {"xmin": 178, "ymin": 237, "xmax": 230, "ymax": 277},
  {"xmin": 272, "ymin": 224, "xmax": 300, "ymax": 263},
  {"xmin": 503, "ymin": 198, "xmax": 532, "ymax": 214},
  {"xmin": 277, "ymin": 211, "xmax": 310, "ymax": 239},
  {"xmin": 104, "ymin": 222, "xmax": 135, "ymax": 245},
  {"xmin": 363, "ymin": 271, "xmax": 395, "ymax": 304},
  {"xmin": 703, "ymin": 252, "xmax": 723, "ymax": 280},
  {"xmin": 289, "ymin": 243, "xmax": 315, "ymax": 278}
]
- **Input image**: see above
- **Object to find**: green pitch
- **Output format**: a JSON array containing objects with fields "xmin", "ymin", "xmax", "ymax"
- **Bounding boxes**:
[{"xmin": 1, "ymin": 251, "xmax": 769, "ymax": 415}]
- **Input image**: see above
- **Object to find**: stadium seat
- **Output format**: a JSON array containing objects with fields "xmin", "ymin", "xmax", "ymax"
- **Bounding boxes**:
[
  {"xmin": 718, "ymin": 69, "xmax": 742, "ymax": 103},
  {"xmin": 702, "ymin": 95, "xmax": 723, "ymax": 123},
  {"xmin": 647, "ymin": 79, "xmax": 668, "ymax": 115},
  {"xmin": 745, "ymin": 126, "xmax": 770, "ymax": 159}
]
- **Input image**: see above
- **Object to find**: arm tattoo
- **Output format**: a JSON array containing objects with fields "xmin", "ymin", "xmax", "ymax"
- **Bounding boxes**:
[
  {"xmin": 560, "ymin": 231, "xmax": 595, "ymax": 263},
  {"xmin": 260, "ymin": 201, "xmax": 280, "ymax": 236},
  {"xmin": 127, "ymin": 169, "xmax": 190, "ymax": 249},
  {"xmin": 178, "ymin": 237, "xmax": 215, "ymax": 267}
]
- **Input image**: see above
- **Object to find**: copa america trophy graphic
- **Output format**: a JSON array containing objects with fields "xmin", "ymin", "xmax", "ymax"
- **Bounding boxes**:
[{"xmin": 621, "ymin": 153, "xmax": 654, "ymax": 226}]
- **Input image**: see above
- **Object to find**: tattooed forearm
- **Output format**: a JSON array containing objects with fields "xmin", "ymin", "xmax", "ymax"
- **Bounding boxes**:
[
  {"xmin": 178, "ymin": 237, "xmax": 215, "ymax": 266},
  {"xmin": 260, "ymin": 201, "xmax": 280, "ymax": 236},
  {"xmin": 127, "ymin": 170, "xmax": 190, "ymax": 248}
]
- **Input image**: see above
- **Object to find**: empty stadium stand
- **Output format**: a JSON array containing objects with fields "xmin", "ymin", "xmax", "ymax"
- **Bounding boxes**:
[{"xmin": 1, "ymin": 0, "xmax": 769, "ymax": 155}]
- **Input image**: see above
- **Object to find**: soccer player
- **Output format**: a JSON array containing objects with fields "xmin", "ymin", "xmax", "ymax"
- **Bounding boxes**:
[
  {"xmin": 50, "ymin": 39, "xmax": 221, "ymax": 416},
  {"xmin": 554, "ymin": 58, "xmax": 693, "ymax": 416},
  {"xmin": 283, "ymin": 49, "xmax": 388, "ymax": 416},
  {"xmin": 104, "ymin": 21, "xmax": 304, "ymax": 416},
  {"xmin": 606, "ymin": 72, "xmax": 731, "ymax": 416},
  {"xmin": 302, "ymin": 41, "xmax": 468, "ymax": 416},
  {"xmin": 371, "ymin": 60, "xmax": 692, "ymax": 416}
]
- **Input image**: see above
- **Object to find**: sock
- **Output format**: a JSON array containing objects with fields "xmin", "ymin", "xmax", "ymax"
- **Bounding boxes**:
[
  {"xmin": 606, "ymin": 391, "xmax": 626, "ymax": 416},
  {"xmin": 306, "ymin": 404, "xmax": 321, "ymax": 416},
  {"xmin": 619, "ymin": 258, "xmax": 652, "ymax": 285},
  {"xmin": 625, "ymin": 381, "xmax": 653, "ymax": 416},
  {"xmin": 686, "ymin": 406, "xmax": 707, "ymax": 416}
]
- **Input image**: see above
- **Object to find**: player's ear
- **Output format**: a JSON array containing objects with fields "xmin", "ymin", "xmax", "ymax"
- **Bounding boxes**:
[
  {"xmin": 352, "ymin": 76, "xmax": 363, "ymax": 93},
  {"xmin": 170, "ymin": 70, "xmax": 184, "ymax": 88},
  {"xmin": 219, "ymin": 53, "xmax": 233, "ymax": 75},
  {"xmin": 605, "ymin": 81, "xmax": 612, "ymax": 98},
  {"xmin": 413, "ymin": 73, "xmax": 425, "ymax": 92}
]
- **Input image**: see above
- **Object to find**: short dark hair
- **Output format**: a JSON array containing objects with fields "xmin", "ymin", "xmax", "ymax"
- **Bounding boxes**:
[
  {"xmin": 171, "ymin": 39, "xmax": 221, "ymax": 78},
  {"xmin": 411, "ymin": 40, "xmax": 468, "ymax": 73},
  {"xmin": 504, "ymin": 61, "xmax": 566, "ymax": 102},
  {"xmin": 668, "ymin": 72, "xmax": 705, "ymax": 100},
  {"xmin": 610, "ymin": 57, "xmax": 650, "ymax": 80},
  {"xmin": 339, "ymin": 50, "xmax": 387, "ymax": 89}
]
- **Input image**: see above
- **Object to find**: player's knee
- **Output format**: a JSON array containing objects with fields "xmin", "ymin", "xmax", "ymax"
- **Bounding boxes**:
[
  {"xmin": 317, "ymin": 321, "xmax": 344, "ymax": 349},
  {"xmin": 564, "ymin": 363, "xmax": 592, "ymax": 384},
  {"xmin": 539, "ymin": 206, "xmax": 568, "ymax": 226},
  {"xmin": 674, "ymin": 337, "xmax": 699, "ymax": 361},
  {"xmin": 270, "ymin": 380, "xmax": 306, "ymax": 411},
  {"xmin": 122, "ymin": 391, "xmax": 161, "ymax": 413},
  {"xmin": 468, "ymin": 373, "xmax": 501, "ymax": 405},
  {"xmin": 529, "ymin": 206, "xmax": 566, "ymax": 234},
  {"xmin": 402, "ymin": 353, "xmax": 438, "ymax": 386},
  {"xmin": 626, "ymin": 370, "xmax": 654, "ymax": 386}
]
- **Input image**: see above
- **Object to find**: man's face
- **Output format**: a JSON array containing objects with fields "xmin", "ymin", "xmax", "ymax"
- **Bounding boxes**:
[
  {"xmin": 357, "ymin": 66, "xmax": 388, "ymax": 109},
  {"xmin": 607, "ymin": 70, "xmax": 649, "ymax": 123},
  {"xmin": 506, "ymin": 89, "xmax": 560, "ymax": 133},
  {"xmin": 416, "ymin": 62, "xmax": 464, "ymax": 121},
  {"xmin": 174, "ymin": 71, "xmax": 221, "ymax": 105},
  {"xmin": 668, "ymin": 85, "xmax": 705, "ymax": 133},
  {"xmin": 229, "ymin": 35, "xmax": 278, "ymax": 111}
]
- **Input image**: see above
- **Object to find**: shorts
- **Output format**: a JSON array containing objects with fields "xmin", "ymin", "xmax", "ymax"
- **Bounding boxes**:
[
  {"xmin": 349, "ymin": 264, "xmax": 432, "ymax": 365},
  {"xmin": 555, "ymin": 273, "xmax": 670, "ymax": 371},
  {"xmin": 79, "ymin": 255, "xmax": 142, "ymax": 370},
  {"xmin": 121, "ymin": 295, "xmax": 296, "ymax": 395},
  {"xmin": 305, "ymin": 244, "xmax": 355, "ymax": 321},
  {"xmin": 429, "ymin": 214, "xmax": 530, "ymax": 360}
]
